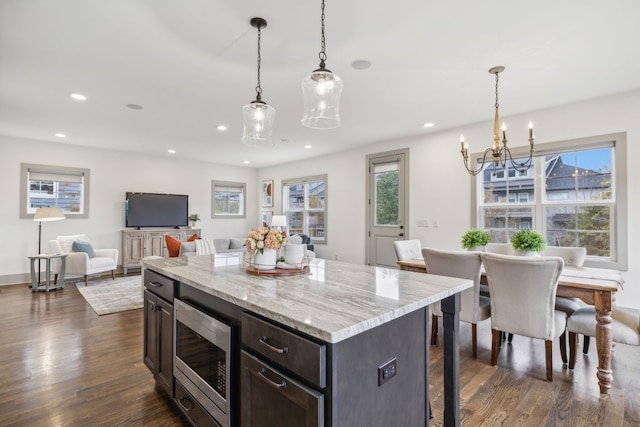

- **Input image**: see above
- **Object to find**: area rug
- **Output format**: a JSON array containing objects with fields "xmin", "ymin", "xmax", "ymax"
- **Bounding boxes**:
[{"xmin": 75, "ymin": 276, "xmax": 143, "ymax": 316}]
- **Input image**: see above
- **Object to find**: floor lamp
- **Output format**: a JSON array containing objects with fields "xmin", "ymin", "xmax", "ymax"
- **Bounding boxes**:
[{"xmin": 34, "ymin": 207, "xmax": 66, "ymax": 283}]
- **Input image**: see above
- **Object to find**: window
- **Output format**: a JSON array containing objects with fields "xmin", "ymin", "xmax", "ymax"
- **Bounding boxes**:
[
  {"xmin": 282, "ymin": 175, "xmax": 327, "ymax": 244},
  {"xmin": 211, "ymin": 181, "xmax": 246, "ymax": 218},
  {"xmin": 472, "ymin": 133, "xmax": 627, "ymax": 270},
  {"xmin": 20, "ymin": 163, "xmax": 90, "ymax": 218}
]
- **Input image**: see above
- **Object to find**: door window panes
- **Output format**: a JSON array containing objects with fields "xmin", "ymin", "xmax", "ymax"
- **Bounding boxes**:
[{"xmin": 374, "ymin": 163, "xmax": 399, "ymax": 226}]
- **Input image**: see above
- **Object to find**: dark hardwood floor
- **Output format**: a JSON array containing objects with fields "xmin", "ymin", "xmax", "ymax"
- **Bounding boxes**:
[{"xmin": 1, "ymin": 280, "xmax": 639, "ymax": 426}]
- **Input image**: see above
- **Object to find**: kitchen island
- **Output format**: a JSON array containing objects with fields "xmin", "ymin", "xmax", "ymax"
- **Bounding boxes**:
[{"xmin": 142, "ymin": 255, "xmax": 472, "ymax": 427}]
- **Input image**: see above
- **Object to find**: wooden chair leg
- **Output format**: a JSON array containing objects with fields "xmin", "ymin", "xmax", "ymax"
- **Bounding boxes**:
[
  {"xmin": 430, "ymin": 314, "xmax": 438, "ymax": 346},
  {"xmin": 545, "ymin": 340, "xmax": 553, "ymax": 381},
  {"xmin": 507, "ymin": 333, "xmax": 514, "ymax": 343},
  {"xmin": 471, "ymin": 323, "xmax": 478, "ymax": 359},
  {"xmin": 491, "ymin": 329, "xmax": 500, "ymax": 366},
  {"xmin": 84, "ymin": 275, "xmax": 88, "ymax": 286},
  {"xmin": 112, "ymin": 270, "xmax": 115, "ymax": 280},
  {"xmin": 568, "ymin": 332, "xmax": 578, "ymax": 369},
  {"xmin": 583, "ymin": 335, "xmax": 590, "ymax": 354},
  {"xmin": 559, "ymin": 331, "xmax": 567, "ymax": 364}
]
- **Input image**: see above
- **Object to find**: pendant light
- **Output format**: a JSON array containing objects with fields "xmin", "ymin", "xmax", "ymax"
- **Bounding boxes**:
[
  {"xmin": 242, "ymin": 17, "xmax": 276, "ymax": 147},
  {"xmin": 301, "ymin": 0, "xmax": 343, "ymax": 129}
]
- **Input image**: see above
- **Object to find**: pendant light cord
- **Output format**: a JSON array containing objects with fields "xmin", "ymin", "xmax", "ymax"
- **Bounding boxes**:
[
  {"xmin": 494, "ymin": 71, "xmax": 499, "ymax": 109},
  {"xmin": 319, "ymin": 0, "xmax": 327, "ymax": 68},
  {"xmin": 255, "ymin": 25, "xmax": 263, "ymax": 101}
]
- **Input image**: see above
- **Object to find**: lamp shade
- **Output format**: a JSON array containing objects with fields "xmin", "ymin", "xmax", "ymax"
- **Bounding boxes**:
[
  {"xmin": 271, "ymin": 215, "xmax": 287, "ymax": 228},
  {"xmin": 33, "ymin": 207, "xmax": 66, "ymax": 222},
  {"xmin": 242, "ymin": 100, "xmax": 276, "ymax": 147},
  {"xmin": 301, "ymin": 69, "xmax": 343, "ymax": 129}
]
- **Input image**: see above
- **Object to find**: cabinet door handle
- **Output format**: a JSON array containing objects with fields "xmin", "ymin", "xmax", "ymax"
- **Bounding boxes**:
[
  {"xmin": 259, "ymin": 336, "xmax": 288, "ymax": 354},
  {"xmin": 178, "ymin": 395, "xmax": 195, "ymax": 412},
  {"xmin": 258, "ymin": 368, "xmax": 287, "ymax": 389},
  {"xmin": 148, "ymin": 281, "xmax": 163, "ymax": 288}
]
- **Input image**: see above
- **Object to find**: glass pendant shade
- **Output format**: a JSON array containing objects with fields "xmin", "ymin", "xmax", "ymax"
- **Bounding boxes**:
[
  {"xmin": 301, "ymin": 69, "xmax": 343, "ymax": 129},
  {"xmin": 242, "ymin": 100, "xmax": 276, "ymax": 147}
]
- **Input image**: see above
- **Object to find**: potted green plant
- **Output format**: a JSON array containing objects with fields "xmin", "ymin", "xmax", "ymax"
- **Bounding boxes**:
[
  {"xmin": 510, "ymin": 229, "xmax": 546, "ymax": 255},
  {"xmin": 188, "ymin": 213, "xmax": 201, "ymax": 227},
  {"xmin": 461, "ymin": 229, "xmax": 490, "ymax": 250}
]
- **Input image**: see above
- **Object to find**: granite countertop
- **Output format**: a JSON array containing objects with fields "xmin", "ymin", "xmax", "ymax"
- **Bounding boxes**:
[{"xmin": 142, "ymin": 255, "xmax": 472, "ymax": 344}]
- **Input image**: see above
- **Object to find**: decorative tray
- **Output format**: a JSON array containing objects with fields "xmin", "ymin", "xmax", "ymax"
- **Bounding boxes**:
[{"xmin": 245, "ymin": 263, "xmax": 310, "ymax": 276}]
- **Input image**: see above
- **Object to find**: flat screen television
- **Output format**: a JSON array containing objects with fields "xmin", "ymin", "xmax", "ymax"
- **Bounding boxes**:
[{"xmin": 125, "ymin": 192, "xmax": 189, "ymax": 228}]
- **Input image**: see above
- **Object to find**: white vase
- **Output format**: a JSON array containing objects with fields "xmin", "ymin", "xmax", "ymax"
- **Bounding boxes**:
[
  {"xmin": 284, "ymin": 244, "xmax": 305, "ymax": 265},
  {"xmin": 253, "ymin": 248, "xmax": 277, "ymax": 270},
  {"xmin": 467, "ymin": 246, "xmax": 485, "ymax": 252}
]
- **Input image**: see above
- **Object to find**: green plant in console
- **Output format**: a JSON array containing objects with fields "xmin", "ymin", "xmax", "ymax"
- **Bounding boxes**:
[
  {"xmin": 510, "ymin": 229, "xmax": 546, "ymax": 253},
  {"xmin": 461, "ymin": 229, "xmax": 490, "ymax": 249},
  {"xmin": 188, "ymin": 213, "xmax": 201, "ymax": 223}
]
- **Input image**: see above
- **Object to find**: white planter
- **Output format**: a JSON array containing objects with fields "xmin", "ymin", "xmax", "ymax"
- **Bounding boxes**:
[
  {"xmin": 467, "ymin": 246, "xmax": 486, "ymax": 252},
  {"xmin": 252, "ymin": 248, "xmax": 278, "ymax": 270},
  {"xmin": 284, "ymin": 244, "xmax": 305, "ymax": 265},
  {"xmin": 515, "ymin": 249, "xmax": 540, "ymax": 257}
]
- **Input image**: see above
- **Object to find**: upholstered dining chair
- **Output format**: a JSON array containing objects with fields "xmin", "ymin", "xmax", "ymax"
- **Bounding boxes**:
[
  {"xmin": 567, "ymin": 306, "xmax": 640, "ymax": 369},
  {"xmin": 543, "ymin": 246, "xmax": 590, "ymax": 356},
  {"xmin": 393, "ymin": 239, "xmax": 422, "ymax": 262},
  {"xmin": 423, "ymin": 248, "xmax": 490, "ymax": 358},
  {"xmin": 480, "ymin": 252, "xmax": 567, "ymax": 381}
]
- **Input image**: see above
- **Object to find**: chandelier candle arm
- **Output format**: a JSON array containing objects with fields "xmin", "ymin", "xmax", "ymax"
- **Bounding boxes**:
[{"xmin": 459, "ymin": 66, "xmax": 535, "ymax": 176}]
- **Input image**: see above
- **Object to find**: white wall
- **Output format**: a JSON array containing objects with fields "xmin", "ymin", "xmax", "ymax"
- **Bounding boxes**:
[
  {"xmin": 0, "ymin": 135, "xmax": 258, "ymax": 283},
  {"xmin": 259, "ymin": 89, "xmax": 640, "ymax": 309}
]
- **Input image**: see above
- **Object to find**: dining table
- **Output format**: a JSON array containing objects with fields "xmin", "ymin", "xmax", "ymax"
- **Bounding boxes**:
[{"xmin": 397, "ymin": 257, "xmax": 624, "ymax": 395}]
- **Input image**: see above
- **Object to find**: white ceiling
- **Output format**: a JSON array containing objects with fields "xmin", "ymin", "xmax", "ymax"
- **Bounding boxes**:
[{"xmin": 2, "ymin": 0, "xmax": 640, "ymax": 168}]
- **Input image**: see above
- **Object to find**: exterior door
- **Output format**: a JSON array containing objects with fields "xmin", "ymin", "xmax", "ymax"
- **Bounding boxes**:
[{"xmin": 367, "ymin": 149, "xmax": 408, "ymax": 266}]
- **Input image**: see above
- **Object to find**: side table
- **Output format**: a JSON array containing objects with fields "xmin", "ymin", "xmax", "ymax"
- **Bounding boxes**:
[{"xmin": 28, "ymin": 254, "xmax": 67, "ymax": 292}]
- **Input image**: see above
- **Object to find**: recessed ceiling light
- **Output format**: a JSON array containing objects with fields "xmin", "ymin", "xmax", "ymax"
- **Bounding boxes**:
[
  {"xmin": 243, "ymin": 160, "xmax": 250, "ymax": 164},
  {"xmin": 126, "ymin": 103, "xmax": 144, "ymax": 110},
  {"xmin": 304, "ymin": 144, "xmax": 312, "ymax": 149},
  {"xmin": 55, "ymin": 133, "xmax": 67, "ymax": 138},
  {"xmin": 217, "ymin": 125, "xmax": 228, "ymax": 131},
  {"xmin": 423, "ymin": 122, "xmax": 435, "ymax": 128},
  {"xmin": 351, "ymin": 59, "xmax": 371, "ymax": 70},
  {"xmin": 168, "ymin": 149, "xmax": 176, "ymax": 154},
  {"xmin": 70, "ymin": 93, "xmax": 87, "ymax": 101}
]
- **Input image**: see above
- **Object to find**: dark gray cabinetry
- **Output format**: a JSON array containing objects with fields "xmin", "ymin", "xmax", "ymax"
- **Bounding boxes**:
[
  {"xmin": 241, "ymin": 313, "xmax": 325, "ymax": 427},
  {"xmin": 143, "ymin": 270, "xmax": 176, "ymax": 396}
]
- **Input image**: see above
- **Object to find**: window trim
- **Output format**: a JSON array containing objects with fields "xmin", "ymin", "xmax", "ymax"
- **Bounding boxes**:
[
  {"xmin": 282, "ymin": 174, "xmax": 328, "ymax": 244},
  {"xmin": 20, "ymin": 163, "xmax": 90, "ymax": 219},
  {"xmin": 211, "ymin": 180, "xmax": 246, "ymax": 219},
  {"xmin": 470, "ymin": 132, "xmax": 627, "ymax": 270}
]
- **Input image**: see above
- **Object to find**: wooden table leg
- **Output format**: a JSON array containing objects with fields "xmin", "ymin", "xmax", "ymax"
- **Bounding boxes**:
[
  {"xmin": 441, "ymin": 293, "xmax": 461, "ymax": 427},
  {"xmin": 594, "ymin": 290, "xmax": 614, "ymax": 394}
]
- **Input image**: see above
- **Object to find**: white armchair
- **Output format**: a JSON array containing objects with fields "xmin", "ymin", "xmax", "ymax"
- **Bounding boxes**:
[
  {"xmin": 49, "ymin": 234, "xmax": 118, "ymax": 286},
  {"xmin": 393, "ymin": 240, "xmax": 422, "ymax": 262}
]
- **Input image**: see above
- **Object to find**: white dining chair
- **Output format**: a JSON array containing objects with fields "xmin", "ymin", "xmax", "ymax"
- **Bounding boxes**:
[
  {"xmin": 481, "ymin": 252, "xmax": 567, "ymax": 381},
  {"xmin": 568, "ymin": 306, "xmax": 640, "ymax": 369},
  {"xmin": 423, "ymin": 248, "xmax": 490, "ymax": 359},
  {"xmin": 393, "ymin": 239, "xmax": 422, "ymax": 262}
]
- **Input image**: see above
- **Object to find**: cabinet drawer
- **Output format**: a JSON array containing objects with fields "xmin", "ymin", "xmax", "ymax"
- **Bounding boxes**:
[
  {"xmin": 241, "ymin": 350, "xmax": 324, "ymax": 427},
  {"xmin": 175, "ymin": 379, "xmax": 222, "ymax": 427},
  {"xmin": 144, "ymin": 269, "xmax": 176, "ymax": 302},
  {"xmin": 242, "ymin": 313, "xmax": 326, "ymax": 389}
]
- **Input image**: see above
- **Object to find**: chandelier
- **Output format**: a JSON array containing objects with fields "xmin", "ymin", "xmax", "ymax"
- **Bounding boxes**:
[
  {"xmin": 460, "ymin": 66, "xmax": 535, "ymax": 176},
  {"xmin": 242, "ymin": 17, "xmax": 276, "ymax": 147},
  {"xmin": 301, "ymin": 0, "xmax": 343, "ymax": 129}
]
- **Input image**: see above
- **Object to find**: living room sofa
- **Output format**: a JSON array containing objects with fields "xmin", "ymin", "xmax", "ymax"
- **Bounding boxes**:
[{"xmin": 178, "ymin": 238, "xmax": 245, "ymax": 257}]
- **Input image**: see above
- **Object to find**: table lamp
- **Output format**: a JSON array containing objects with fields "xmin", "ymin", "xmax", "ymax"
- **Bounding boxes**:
[
  {"xmin": 271, "ymin": 215, "xmax": 286, "ymax": 233},
  {"xmin": 34, "ymin": 207, "xmax": 66, "ymax": 282}
]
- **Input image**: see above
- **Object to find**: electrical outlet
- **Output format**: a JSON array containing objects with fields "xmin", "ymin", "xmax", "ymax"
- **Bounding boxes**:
[{"xmin": 378, "ymin": 357, "xmax": 397, "ymax": 386}]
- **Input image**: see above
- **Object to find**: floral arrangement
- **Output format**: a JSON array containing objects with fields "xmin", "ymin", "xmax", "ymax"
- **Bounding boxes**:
[
  {"xmin": 246, "ymin": 226, "xmax": 286, "ymax": 255},
  {"xmin": 461, "ymin": 229, "xmax": 490, "ymax": 249}
]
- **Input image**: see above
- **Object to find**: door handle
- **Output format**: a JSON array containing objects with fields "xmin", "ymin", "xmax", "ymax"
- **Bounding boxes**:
[{"xmin": 399, "ymin": 233, "xmax": 404, "ymax": 237}]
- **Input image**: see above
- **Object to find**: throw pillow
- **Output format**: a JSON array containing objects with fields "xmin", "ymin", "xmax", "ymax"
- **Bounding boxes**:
[
  {"xmin": 72, "ymin": 240, "xmax": 95, "ymax": 258},
  {"xmin": 165, "ymin": 233, "xmax": 200, "ymax": 257}
]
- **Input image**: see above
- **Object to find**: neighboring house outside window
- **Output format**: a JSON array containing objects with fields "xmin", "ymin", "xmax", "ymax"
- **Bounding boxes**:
[
  {"xmin": 20, "ymin": 163, "xmax": 90, "ymax": 218},
  {"xmin": 211, "ymin": 181, "xmax": 246, "ymax": 218},
  {"xmin": 472, "ymin": 133, "xmax": 627, "ymax": 270},
  {"xmin": 282, "ymin": 175, "xmax": 327, "ymax": 244}
]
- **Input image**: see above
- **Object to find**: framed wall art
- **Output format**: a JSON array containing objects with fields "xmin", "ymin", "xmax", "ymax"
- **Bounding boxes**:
[
  {"xmin": 262, "ymin": 180, "xmax": 273, "ymax": 207},
  {"xmin": 260, "ymin": 211, "xmax": 273, "ymax": 227}
]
